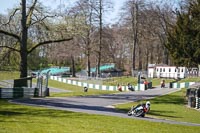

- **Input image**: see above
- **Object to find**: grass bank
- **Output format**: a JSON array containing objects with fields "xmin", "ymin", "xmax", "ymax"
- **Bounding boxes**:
[
  {"xmin": 0, "ymin": 99, "xmax": 199, "ymax": 133},
  {"xmin": 102, "ymin": 76, "xmax": 199, "ymax": 87},
  {"xmin": 115, "ymin": 89, "xmax": 200, "ymax": 124},
  {"xmin": 79, "ymin": 76, "xmax": 178, "ymax": 87},
  {"xmin": 47, "ymin": 79, "xmax": 117, "ymax": 97},
  {"xmin": 0, "ymin": 71, "xmax": 20, "ymax": 81}
]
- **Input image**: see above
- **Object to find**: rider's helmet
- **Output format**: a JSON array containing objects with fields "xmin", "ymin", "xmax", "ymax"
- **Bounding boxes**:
[
  {"xmin": 146, "ymin": 101, "xmax": 150, "ymax": 107},
  {"xmin": 145, "ymin": 101, "xmax": 151, "ymax": 112}
]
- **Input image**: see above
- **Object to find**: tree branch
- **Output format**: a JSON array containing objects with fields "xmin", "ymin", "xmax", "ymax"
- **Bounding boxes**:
[
  {"xmin": 0, "ymin": 8, "xmax": 20, "ymax": 27},
  {"xmin": 0, "ymin": 29, "xmax": 21, "ymax": 41},
  {"xmin": 31, "ymin": 15, "xmax": 56, "ymax": 26},
  {"xmin": 28, "ymin": 37, "xmax": 73, "ymax": 54},
  {"xmin": 26, "ymin": 0, "xmax": 38, "ymax": 27},
  {"xmin": 0, "ymin": 45, "xmax": 20, "ymax": 53}
]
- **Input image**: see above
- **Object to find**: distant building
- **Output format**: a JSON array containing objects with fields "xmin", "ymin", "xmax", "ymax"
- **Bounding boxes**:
[{"xmin": 148, "ymin": 64, "xmax": 187, "ymax": 79}]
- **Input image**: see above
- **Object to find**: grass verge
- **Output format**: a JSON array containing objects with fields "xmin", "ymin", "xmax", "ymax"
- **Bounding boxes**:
[
  {"xmin": 0, "ymin": 99, "xmax": 200, "ymax": 133},
  {"xmin": 46, "ymin": 79, "xmax": 117, "ymax": 97},
  {"xmin": 115, "ymin": 89, "xmax": 200, "ymax": 124},
  {"xmin": 0, "ymin": 71, "xmax": 20, "ymax": 81},
  {"xmin": 102, "ymin": 77, "xmax": 176, "ymax": 86}
]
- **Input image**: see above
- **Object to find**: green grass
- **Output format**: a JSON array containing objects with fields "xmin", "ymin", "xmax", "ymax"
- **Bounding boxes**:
[
  {"xmin": 33, "ymin": 78, "xmax": 174, "ymax": 97},
  {"xmin": 102, "ymin": 77, "xmax": 176, "ymax": 87},
  {"xmin": 150, "ymin": 78, "xmax": 175, "ymax": 87},
  {"xmin": 177, "ymin": 77, "xmax": 200, "ymax": 83},
  {"xmin": 115, "ymin": 89, "xmax": 200, "ymax": 124},
  {"xmin": 1, "ymin": 72, "xmax": 200, "ymax": 132},
  {"xmin": 0, "ymin": 71, "xmax": 20, "ymax": 81},
  {"xmin": 102, "ymin": 76, "xmax": 199, "ymax": 87},
  {"xmin": 102, "ymin": 76, "xmax": 139, "ymax": 86},
  {"xmin": 45, "ymin": 79, "xmax": 117, "ymax": 97},
  {"xmin": 0, "ymin": 100, "xmax": 200, "ymax": 133}
]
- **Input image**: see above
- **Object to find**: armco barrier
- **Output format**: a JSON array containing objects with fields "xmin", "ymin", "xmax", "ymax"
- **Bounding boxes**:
[
  {"xmin": 0, "ymin": 87, "xmax": 38, "ymax": 99},
  {"xmin": 50, "ymin": 76, "xmax": 146, "ymax": 91},
  {"xmin": 171, "ymin": 82, "xmax": 195, "ymax": 89},
  {"xmin": 51, "ymin": 76, "xmax": 197, "ymax": 91}
]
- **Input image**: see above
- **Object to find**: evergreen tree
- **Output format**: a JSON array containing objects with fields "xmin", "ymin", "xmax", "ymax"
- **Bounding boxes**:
[{"xmin": 166, "ymin": 0, "xmax": 200, "ymax": 67}]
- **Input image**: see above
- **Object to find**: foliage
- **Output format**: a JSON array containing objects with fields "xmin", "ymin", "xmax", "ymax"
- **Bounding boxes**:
[
  {"xmin": 28, "ymin": 47, "xmax": 46, "ymax": 70},
  {"xmin": 166, "ymin": 0, "xmax": 200, "ymax": 67},
  {"xmin": 0, "ymin": 48, "xmax": 20, "ymax": 71}
]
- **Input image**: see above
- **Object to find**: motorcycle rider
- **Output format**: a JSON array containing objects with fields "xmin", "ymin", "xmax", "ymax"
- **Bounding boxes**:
[
  {"xmin": 128, "ymin": 101, "xmax": 151, "ymax": 117},
  {"xmin": 128, "ymin": 83, "xmax": 134, "ymax": 91},
  {"xmin": 160, "ymin": 79, "xmax": 165, "ymax": 88},
  {"xmin": 135, "ymin": 101, "xmax": 150, "ymax": 112},
  {"xmin": 144, "ymin": 101, "xmax": 151, "ymax": 112}
]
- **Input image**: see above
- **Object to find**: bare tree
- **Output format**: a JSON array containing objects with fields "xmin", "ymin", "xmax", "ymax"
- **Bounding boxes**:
[
  {"xmin": 0, "ymin": 0, "xmax": 73, "ymax": 80},
  {"xmin": 67, "ymin": 0, "xmax": 112, "ymax": 77},
  {"xmin": 69, "ymin": 0, "xmax": 97, "ymax": 77},
  {"xmin": 131, "ymin": 1, "xmax": 139, "ymax": 71}
]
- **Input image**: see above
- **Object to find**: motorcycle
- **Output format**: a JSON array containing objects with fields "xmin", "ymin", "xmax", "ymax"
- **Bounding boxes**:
[{"xmin": 127, "ymin": 101, "xmax": 150, "ymax": 117}]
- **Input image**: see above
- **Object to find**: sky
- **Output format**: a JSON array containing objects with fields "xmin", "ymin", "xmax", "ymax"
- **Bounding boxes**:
[{"xmin": 0, "ymin": 0, "xmax": 128, "ymax": 23}]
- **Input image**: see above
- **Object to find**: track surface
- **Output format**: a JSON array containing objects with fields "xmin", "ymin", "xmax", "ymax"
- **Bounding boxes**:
[{"xmin": 12, "ymin": 87, "xmax": 200, "ymax": 126}]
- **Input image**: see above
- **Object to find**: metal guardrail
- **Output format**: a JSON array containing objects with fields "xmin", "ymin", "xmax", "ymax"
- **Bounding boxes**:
[{"xmin": 0, "ymin": 87, "xmax": 38, "ymax": 99}]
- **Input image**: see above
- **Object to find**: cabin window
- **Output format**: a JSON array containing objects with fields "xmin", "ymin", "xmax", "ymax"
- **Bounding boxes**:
[
  {"xmin": 160, "ymin": 68, "xmax": 162, "ymax": 72},
  {"xmin": 157, "ymin": 68, "xmax": 158, "ymax": 72},
  {"xmin": 175, "ymin": 69, "xmax": 176, "ymax": 72},
  {"xmin": 169, "ymin": 68, "xmax": 171, "ymax": 72},
  {"xmin": 181, "ymin": 69, "xmax": 184, "ymax": 72},
  {"xmin": 163, "ymin": 68, "xmax": 165, "ymax": 72}
]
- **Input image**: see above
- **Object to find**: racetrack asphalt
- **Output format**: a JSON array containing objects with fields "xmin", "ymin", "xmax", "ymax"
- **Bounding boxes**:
[{"xmin": 11, "ymin": 87, "xmax": 200, "ymax": 127}]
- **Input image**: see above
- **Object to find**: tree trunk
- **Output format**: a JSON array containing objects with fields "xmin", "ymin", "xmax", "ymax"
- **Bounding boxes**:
[
  {"xmin": 132, "ymin": 2, "xmax": 138, "ymax": 72},
  {"xmin": 86, "ymin": 26, "xmax": 91, "ymax": 77},
  {"xmin": 145, "ymin": 48, "xmax": 149, "ymax": 70},
  {"xmin": 20, "ymin": 0, "xmax": 28, "ymax": 78},
  {"xmin": 163, "ymin": 46, "xmax": 169, "ymax": 65},
  {"xmin": 150, "ymin": 51, "xmax": 153, "ymax": 64},
  {"xmin": 86, "ymin": 38, "xmax": 91, "ymax": 77},
  {"xmin": 87, "ymin": 52, "xmax": 91, "ymax": 77},
  {"xmin": 71, "ymin": 55, "xmax": 76, "ymax": 77},
  {"xmin": 138, "ymin": 45, "xmax": 142, "ymax": 70},
  {"xmin": 97, "ymin": 0, "xmax": 102, "ymax": 77},
  {"xmin": 156, "ymin": 44, "xmax": 161, "ymax": 64}
]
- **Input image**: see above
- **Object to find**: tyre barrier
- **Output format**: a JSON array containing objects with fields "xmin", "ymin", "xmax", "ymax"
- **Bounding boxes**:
[{"xmin": 196, "ymin": 97, "xmax": 200, "ymax": 109}]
